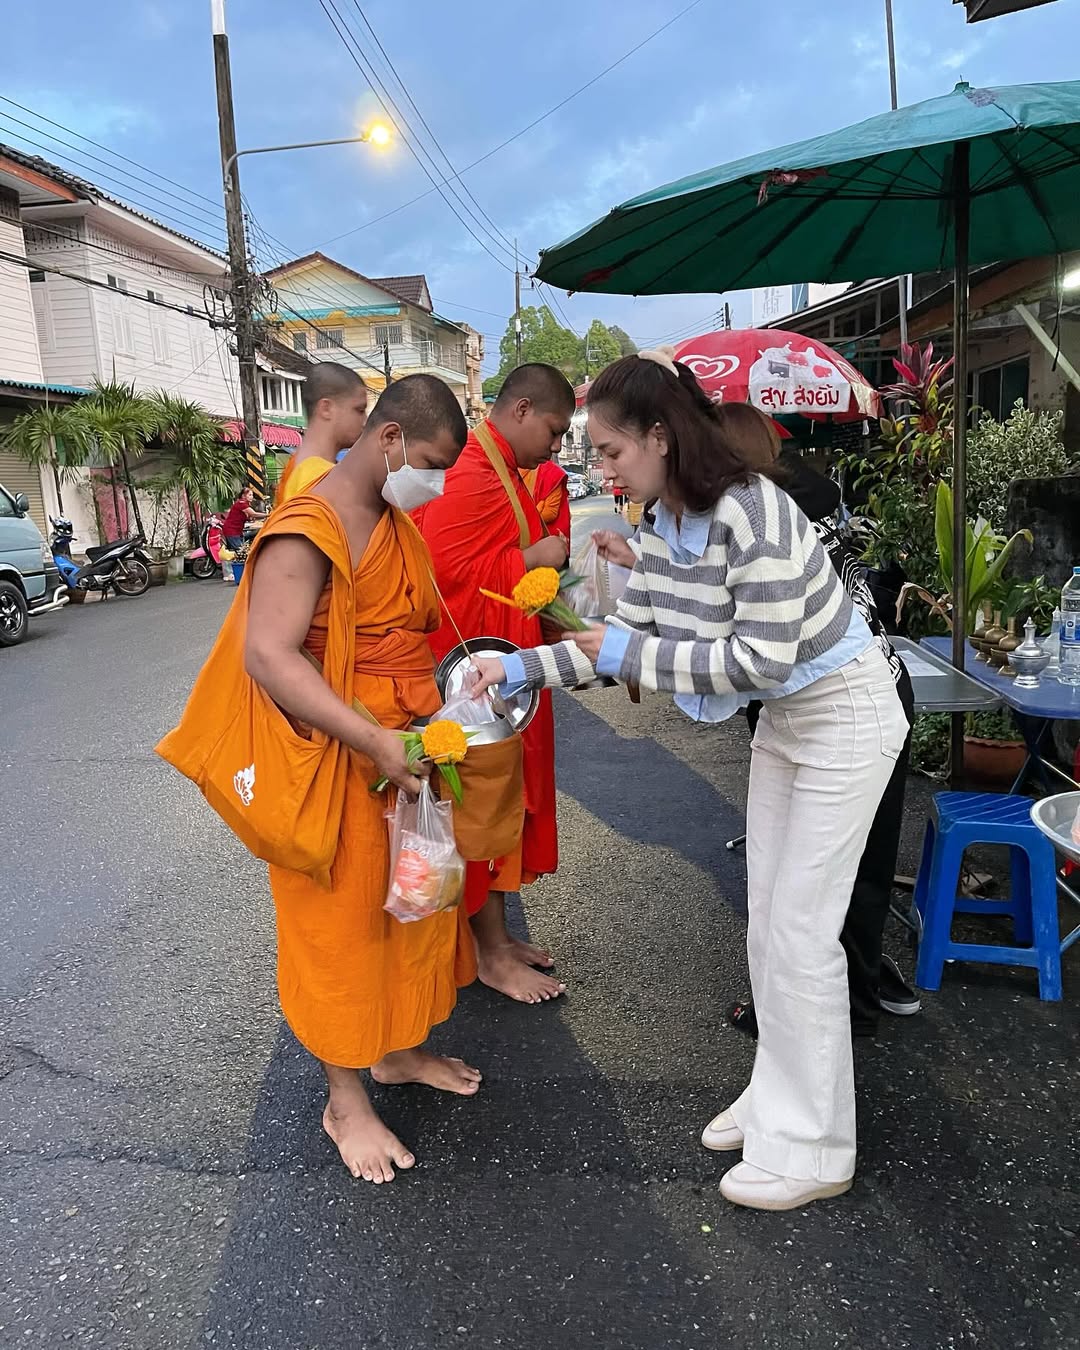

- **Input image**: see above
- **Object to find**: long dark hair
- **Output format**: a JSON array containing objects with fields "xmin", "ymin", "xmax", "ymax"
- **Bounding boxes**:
[{"xmin": 585, "ymin": 355, "xmax": 778, "ymax": 512}]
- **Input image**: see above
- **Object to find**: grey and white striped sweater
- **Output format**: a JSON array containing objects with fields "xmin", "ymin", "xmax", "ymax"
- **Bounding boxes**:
[{"xmin": 518, "ymin": 474, "xmax": 854, "ymax": 697}]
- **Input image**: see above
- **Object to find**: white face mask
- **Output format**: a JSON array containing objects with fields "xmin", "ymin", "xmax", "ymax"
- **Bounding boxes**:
[{"xmin": 381, "ymin": 433, "xmax": 445, "ymax": 512}]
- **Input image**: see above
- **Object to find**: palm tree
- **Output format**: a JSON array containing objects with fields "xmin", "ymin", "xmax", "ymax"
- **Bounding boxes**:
[
  {"xmin": 147, "ymin": 391, "xmax": 243, "ymax": 518},
  {"xmin": 3, "ymin": 402, "xmax": 91, "ymax": 515},
  {"xmin": 77, "ymin": 379, "xmax": 156, "ymax": 537}
]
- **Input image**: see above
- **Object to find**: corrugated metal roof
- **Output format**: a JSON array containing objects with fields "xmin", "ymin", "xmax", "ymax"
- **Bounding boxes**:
[{"xmin": 0, "ymin": 377, "xmax": 88, "ymax": 396}]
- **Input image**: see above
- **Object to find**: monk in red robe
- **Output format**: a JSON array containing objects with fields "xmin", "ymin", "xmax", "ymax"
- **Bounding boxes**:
[
  {"xmin": 520, "ymin": 460, "xmax": 570, "ymax": 545},
  {"xmin": 275, "ymin": 362, "xmax": 369, "ymax": 506},
  {"xmin": 414, "ymin": 364, "xmax": 575, "ymax": 1004}
]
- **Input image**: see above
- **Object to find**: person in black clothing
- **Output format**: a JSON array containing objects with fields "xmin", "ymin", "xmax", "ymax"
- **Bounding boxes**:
[{"xmin": 715, "ymin": 405, "xmax": 919, "ymax": 1037}]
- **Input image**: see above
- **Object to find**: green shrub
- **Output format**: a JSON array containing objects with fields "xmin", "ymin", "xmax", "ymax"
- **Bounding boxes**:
[{"xmin": 965, "ymin": 402, "xmax": 1072, "ymax": 533}]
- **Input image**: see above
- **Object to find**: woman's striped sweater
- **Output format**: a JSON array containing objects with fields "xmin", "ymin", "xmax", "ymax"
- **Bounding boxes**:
[{"xmin": 518, "ymin": 474, "xmax": 854, "ymax": 696}]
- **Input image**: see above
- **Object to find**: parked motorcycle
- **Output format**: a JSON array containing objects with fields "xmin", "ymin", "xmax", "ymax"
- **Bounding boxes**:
[
  {"xmin": 186, "ymin": 513, "xmax": 224, "ymax": 580},
  {"xmin": 49, "ymin": 518, "xmax": 152, "ymax": 598}
]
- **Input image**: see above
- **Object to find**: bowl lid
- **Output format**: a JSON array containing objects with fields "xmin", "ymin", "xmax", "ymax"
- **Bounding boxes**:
[{"xmin": 434, "ymin": 636, "xmax": 540, "ymax": 733}]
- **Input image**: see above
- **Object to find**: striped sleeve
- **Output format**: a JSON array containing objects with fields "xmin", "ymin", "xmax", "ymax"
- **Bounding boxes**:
[
  {"xmin": 616, "ymin": 480, "xmax": 847, "ymax": 697},
  {"xmin": 517, "ymin": 640, "xmax": 598, "ymax": 689}
]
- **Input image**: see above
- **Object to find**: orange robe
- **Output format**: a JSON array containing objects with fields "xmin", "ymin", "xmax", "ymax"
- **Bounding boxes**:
[
  {"xmin": 413, "ymin": 421, "xmax": 558, "ymax": 915},
  {"xmin": 275, "ymin": 453, "xmax": 334, "ymax": 506},
  {"xmin": 520, "ymin": 461, "xmax": 571, "ymax": 541},
  {"xmin": 268, "ymin": 503, "xmax": 475, "ymax": 1067}
]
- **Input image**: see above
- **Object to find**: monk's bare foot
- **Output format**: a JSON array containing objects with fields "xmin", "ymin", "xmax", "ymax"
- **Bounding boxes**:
[
  {"xmin": 478, "ymin": 944, "xmax": 567, "ymax": 1004},
  {"xmin": 322, "ymin": 1098, "xmax": 415, "ymax": 1184},
  {"xmin": 371, "ymin": 1048, "xmax": 482, "ymax": 1096},
  {"xmin": 507, "ymin": 934, "xmax": 555, "ymax": 968}
]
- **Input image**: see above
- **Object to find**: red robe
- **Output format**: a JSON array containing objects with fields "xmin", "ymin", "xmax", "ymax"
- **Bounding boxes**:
[
  {"xmin": 520, "ymin": 461, "xmax": 571, "ymax": 543},
  {"xmin": 413, "ymin": 421, "xmax": 558, "ymax": 914}
]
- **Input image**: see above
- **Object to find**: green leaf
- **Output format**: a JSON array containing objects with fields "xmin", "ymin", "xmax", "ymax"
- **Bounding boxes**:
[{"xmin": 439, "ymin": 763, "xmax": 463, "ymax": 805}]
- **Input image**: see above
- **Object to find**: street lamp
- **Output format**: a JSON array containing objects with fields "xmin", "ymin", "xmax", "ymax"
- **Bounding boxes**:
[{"xmin": 223, "ymin": 122, "xmax": 393, "ymax": 182}]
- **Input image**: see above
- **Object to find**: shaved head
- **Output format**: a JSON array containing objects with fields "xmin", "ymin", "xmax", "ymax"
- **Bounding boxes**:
[
  {"xmin": 368, "ymin": 374, "xmax": 467, "ymax": 449},
  {"xmin": 301, "ymin": 361, "xmax": 368, "ymax": 420},
  {"xmin": 494, "ymin": 363, "xmax": 575, "ymax": 416}
]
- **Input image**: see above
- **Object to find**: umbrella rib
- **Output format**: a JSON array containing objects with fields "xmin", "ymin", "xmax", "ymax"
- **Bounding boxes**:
[{"xmin": 991, "ymin": 135, "xmax": 1066, "ymax": 255}]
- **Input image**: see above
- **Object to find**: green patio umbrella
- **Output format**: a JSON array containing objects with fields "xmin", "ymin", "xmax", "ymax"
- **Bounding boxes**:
[{"xmin": 536, "ymin": 79, "xmax": 1080, "ymax": 771}]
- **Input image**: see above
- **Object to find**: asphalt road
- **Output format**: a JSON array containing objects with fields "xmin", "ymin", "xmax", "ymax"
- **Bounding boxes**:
[{"xmin": 2, "ymin": 530, "xmax": 1077, "ymax": 1350}]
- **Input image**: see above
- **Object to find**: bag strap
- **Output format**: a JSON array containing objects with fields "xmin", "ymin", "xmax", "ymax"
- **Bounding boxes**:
[
  {"xmin": 473, "ymin": 421, "xmax": 536, "ymax": 549},
  {"xmin": 299, "ymin": 646, "xmax": 381, "ymax": 727}
]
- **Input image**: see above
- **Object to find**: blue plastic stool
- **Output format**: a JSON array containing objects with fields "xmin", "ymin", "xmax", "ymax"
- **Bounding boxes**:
[{"xmin": 913, "ymin": 791, "xmax": 1064, "ymax": 1001}]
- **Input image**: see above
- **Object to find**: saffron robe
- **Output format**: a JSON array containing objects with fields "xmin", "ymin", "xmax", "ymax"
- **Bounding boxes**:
[
  {"xmin": 520, "ymin": 461, "xmax": 570, "ymax": 541},
  {"xmin": 266, "ymin": 500, "xmax": 475, "ymax": 1066},
  {"xmin": 413, "ymin": 420, "xmax": 558, "ymax": 914},
  {"xmin": 275, "ymin": 453, "xmax": 334, "ymax": 507}
]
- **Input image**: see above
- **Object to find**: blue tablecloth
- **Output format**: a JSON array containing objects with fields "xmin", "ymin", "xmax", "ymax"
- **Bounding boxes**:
[{"xmin": 923, "ymin": 637, "xmax": 1080, "ymax": 720}]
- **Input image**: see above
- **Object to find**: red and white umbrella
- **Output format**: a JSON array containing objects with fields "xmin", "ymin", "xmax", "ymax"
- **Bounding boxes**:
[{"xmin": 672, "ymin": 329, "xmax": 880, "ymax": 422}]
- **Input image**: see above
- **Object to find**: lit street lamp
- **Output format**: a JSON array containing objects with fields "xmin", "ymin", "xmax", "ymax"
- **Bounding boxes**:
[{"xmin": 223, "ymin": 123, "xmax": 393, "ymax": 184}]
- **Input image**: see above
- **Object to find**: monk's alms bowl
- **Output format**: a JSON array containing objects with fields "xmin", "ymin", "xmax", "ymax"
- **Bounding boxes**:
[{"xmin": 434, "ymin": 636, "xmax": 541, "ymax": 733}]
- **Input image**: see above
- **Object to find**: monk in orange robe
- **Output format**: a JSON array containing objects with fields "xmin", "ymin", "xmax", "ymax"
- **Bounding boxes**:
[
  {"xmin": 243, "ymin": 375, "xmax": 478, "ymax": 1183},
  {"xmin": 275, "ymin": 361, "xmax": 369, "ymax": 506},
  {"xmin": 413, "ymin": 364, "xmax": 575, "ymax": 1005},
  {"xmin": 520, "ymin": 459, "xmax": 571, "ymax": 544}
]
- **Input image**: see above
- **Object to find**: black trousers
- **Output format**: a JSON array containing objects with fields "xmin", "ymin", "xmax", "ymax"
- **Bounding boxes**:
[{"xmin": 745, "ymin": 662, "xmax": 915, "ymax": 1034}]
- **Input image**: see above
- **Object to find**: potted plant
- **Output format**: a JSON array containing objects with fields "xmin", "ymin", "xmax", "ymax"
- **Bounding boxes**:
[{"xmin": 962, "ymin": 708, "xmax": 1027, "ymax": 786}]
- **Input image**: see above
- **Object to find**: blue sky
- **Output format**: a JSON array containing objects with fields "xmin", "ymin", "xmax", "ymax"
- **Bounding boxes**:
[{"xmin": 5, "ymin": 0, "xmax": 1077, "ymax": 371}]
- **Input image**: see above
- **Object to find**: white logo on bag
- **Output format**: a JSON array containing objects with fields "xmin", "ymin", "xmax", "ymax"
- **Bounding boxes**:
[{"xmin": 233, "ymin": 763, "xmax": 255, "ymax": 806}]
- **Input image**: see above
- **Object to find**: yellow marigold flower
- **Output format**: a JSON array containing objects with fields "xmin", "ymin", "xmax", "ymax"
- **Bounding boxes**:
[
  {"xmin": 421, "ymin": 719, "xmax": 469, "ymax": 765},
  {"xmin": 512, "ymin": 567, "xmax": 561, "ymax": 612}
]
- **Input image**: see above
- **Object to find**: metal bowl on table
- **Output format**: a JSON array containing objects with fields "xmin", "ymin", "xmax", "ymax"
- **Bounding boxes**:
[
  {"xmin": 434, "ymin": 636, "xmax": 540, "ymax": 734},
  {"xmin": 1030, "ymin": 792, "xmax": 1080, "ymax": 867}
]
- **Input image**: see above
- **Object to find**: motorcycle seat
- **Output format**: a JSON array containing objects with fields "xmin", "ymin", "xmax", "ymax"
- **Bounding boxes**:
[{"xmin": 85, "ymin": 537, "xmax": 141, "ymax": 560}]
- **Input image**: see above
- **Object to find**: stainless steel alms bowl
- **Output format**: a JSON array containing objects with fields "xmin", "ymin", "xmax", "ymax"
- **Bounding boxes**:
[{"xmin": 434, "ymin": 636, "xmax": 540, "ymax": 733}]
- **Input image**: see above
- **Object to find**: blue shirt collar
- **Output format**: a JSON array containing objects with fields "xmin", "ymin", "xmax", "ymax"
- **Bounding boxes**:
[{"xmin": 652, "ymin": 501, "xmax": 712, "ymax": 561}]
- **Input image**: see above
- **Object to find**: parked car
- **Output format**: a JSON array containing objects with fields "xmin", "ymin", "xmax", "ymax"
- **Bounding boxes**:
[
  {"xmin": 0, "ymin": 482, "xmax": 68, "ymax": 645},
  {"xmin": 566, "ymin": 473, "xmax": 589, "ymax": 501}
]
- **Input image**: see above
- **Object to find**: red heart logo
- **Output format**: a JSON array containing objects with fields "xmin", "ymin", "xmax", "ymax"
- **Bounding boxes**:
[{"xmin": 812, "ymin": 364, "xmax": 830, "ymax": 378}]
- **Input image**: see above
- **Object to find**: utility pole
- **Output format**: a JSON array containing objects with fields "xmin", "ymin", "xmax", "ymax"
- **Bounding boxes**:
[
  {"xmin": 884, "ymin": 0, "xmax": 909, "ymax": 349},
  {"xmin": 514, "ymin": 238, "xmax": 523, "ymax": 366},
  {"xmin": 212, "ymin": 0, "xmax": 264, "ymax": 499},
  {"xmin": 383, "ymin": 340, "xmax": 392, "ymax": 388}
]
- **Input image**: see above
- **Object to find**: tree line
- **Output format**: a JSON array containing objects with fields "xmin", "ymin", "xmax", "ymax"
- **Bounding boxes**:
[{"xmin": 483, "ymin": 307, "xmax": 637, "ymax": 396}]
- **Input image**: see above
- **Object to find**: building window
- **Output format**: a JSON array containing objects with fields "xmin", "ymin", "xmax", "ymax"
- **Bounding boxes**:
[
  {"xmin": 970, "ymin": 358, "xmax": 1030, "ymax": 423},
  {"xmin": 111, "ymin": 294, "xmax": 135, "ymax": 356},
  {"xmin": 107, "ymin": 274, "xmax": 128, "ymax": 292},
  {"xmin": 147, "ymin": 289, "xmax": 163, "ymax": 304},
  {"xmin": 316, "ymin": 328, "xmax": 343, "ymax": 350},
  {"xmin": 29, "ymin": 270, "xmax": 46, "ymax": 283},
  {"xmin": 372, "ymin": 323, "xmax": 403, "ymax": 348},
  {"xmin": 151, "ymin": 322, "xmax": 170, "ymax": 364},
  {"xmin": 293, "ymin": 331, "xmax": 309, "ymax": 353},
  {"xmin": 260, "ymin": 375, "xmax": 302, "ymax": 414}
]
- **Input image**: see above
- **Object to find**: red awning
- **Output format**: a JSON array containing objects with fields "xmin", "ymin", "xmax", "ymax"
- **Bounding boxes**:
[{"xmin": 220, "ymin": 420, "xmax": 302, "ymax": 449}]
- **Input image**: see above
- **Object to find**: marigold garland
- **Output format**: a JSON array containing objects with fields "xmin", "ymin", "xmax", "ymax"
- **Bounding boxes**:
[
  {"xmin": 479, "ymin": 566, "xmax": 588, "ymax": 632},
  {"xmin": 420, "ymin": 719, "xmax": 469, "ymax": 765}
]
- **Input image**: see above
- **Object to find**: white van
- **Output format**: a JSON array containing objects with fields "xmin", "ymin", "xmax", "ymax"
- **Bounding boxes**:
[{"xmin": 0, "ymin": 482, "xmax": 67, "ymax": 645}]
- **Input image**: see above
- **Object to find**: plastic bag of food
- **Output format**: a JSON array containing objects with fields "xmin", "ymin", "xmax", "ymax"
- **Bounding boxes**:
[
  {"xmin": 563, "ymin": 538, "xmax": 618, "ymax": 618},
  {"xmin": 384, "ymin": 782, "xmax": 465, "ymax": 923},
  {"xmin": 438, "ymin": 689, "xmax": 498, "ymax": 726},
  {"xmin": 1072, "ymin": 800, "xmax": 1080, "ymax": 848}
]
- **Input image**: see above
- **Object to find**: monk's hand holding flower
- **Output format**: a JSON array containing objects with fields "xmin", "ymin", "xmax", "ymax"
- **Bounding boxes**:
[
  {"xmin": 592, "ymin": 530, "xmax": 636, "ymax": 569},
  {"xmin": 564, "ymin": 623, "xmax": 606, "ymax": 663},
  {"xmin": 463, "ymin": 657, "xmax": 506, "ymax": 698},
  {"xmin": 371, "ymin": 726, "xmax": 430, "ymax": 795}
]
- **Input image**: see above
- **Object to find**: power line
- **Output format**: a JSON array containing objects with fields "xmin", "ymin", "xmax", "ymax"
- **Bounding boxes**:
[
  {"xmin": 316, "ymin": 0, "xmax": 707, "ymax": 251},
  {"xmin": 316, "ymin": 0, "xmax": 517, "ymax": 273},
  {"xmin": 0, "ymin": 94, "xmax": 226, "ymax": 216}
]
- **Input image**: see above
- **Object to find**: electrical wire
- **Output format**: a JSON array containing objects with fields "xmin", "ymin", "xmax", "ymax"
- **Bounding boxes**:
[
  {"xmin": 316, "ymin": 0, "xmax": 517, "ymax": 273},
  {"xmin": 316, "ymin": 0, "xmax": 707, "ymax": 250}
]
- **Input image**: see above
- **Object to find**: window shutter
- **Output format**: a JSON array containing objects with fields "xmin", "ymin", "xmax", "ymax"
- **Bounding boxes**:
[{"xmin": 30, "ymin": 275, "xmax": 54, "ymax": 353}]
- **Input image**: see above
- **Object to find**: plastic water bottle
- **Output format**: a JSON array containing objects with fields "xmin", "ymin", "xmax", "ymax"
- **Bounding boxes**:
[
  {"xmin": 1059, "ymin": 567, "xmax": 1080, "ymax": 687},
  {"xmin": 1044, "ymin": 607, "xmax": 1061, "ymax": 677}
]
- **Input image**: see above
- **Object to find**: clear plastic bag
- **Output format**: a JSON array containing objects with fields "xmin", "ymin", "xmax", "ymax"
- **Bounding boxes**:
[
  {"xmin": 437, "ymin": 689, "xmax": 498, "ymax": 726},
  {"xmin": 565, "ymin": 539, "xmax": 612, "ymax": 618},
  {"xmin": 384, "ymin": 782, "xmax": 466, "ymax": 923}
]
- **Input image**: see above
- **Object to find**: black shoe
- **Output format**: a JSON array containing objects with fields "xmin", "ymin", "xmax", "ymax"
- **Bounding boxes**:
[
  {"xmin": 879, "ymin": 955, "xmax": 921, "ymax": 1016},
  {"xmin": 727, "ymin": 998, "xmax": 758, "ymax": 1039}
]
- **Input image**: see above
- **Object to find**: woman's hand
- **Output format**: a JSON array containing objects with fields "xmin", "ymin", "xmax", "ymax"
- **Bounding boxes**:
[
  {"xmin": 592, "ymin": 529, "xmax": 635, "ymax": 568},
  {"xmin": 370, "ymin": 727, "xmax": 429, "ymax": 795},
  {"xmin": 563, "ymin": 623, "xmax": 607, "ymax": 664},
  {"xmin": 462, "ymin": 656, "xmax": 507, "ymax": 697}
]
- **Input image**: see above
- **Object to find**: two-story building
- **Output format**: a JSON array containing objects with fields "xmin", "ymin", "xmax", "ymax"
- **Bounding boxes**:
[{"xmin": 263, "ymin": 252, "xmax": 471, "ymax": 411}]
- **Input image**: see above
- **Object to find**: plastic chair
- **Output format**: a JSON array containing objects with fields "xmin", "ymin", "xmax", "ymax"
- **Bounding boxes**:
[{"xmin": 913, "ymin": 791, "xmax": 1064, "ymax": 1001}]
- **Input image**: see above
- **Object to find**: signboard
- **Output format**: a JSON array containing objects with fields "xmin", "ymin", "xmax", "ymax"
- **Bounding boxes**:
[{"xmin": 751, "ymin": 285, "xmax": 793, "ymax": 328}]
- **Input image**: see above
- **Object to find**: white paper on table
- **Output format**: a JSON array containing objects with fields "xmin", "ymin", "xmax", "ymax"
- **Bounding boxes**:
[{"xmin": 898, "ymin": 651, "xmax": 948, "ymax": 679}]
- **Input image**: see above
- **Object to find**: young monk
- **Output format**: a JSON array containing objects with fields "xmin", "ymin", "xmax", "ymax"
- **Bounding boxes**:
[
  {"xmin": 275, "ymin": 361, "xmax": 369, "ymax": 505},
  {"xmin": 244, "ymin": 374, "xmax": 478, "ymax": 1183},
  {"xmin": 413, "ymin": 364, "xmax": 575, "ymax": 1005},
  {"xmin": 520, "ymin": 458, "xmax": 571, "ymax": 545}
]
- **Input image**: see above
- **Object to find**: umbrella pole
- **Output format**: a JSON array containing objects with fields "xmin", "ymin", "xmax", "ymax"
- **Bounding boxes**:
[{"xmin": 950, "ymin": 141, "xmax": 971, "ymax": 788}]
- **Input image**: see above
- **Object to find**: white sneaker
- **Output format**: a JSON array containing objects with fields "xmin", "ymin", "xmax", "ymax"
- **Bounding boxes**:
[
  {"xmin": 719, "ymin": 1161, "xmax": 853, "ymax": 1211},
  {"xmin": 700, "ymin": 1109, "xmax": 744, "ymax": 1152}
]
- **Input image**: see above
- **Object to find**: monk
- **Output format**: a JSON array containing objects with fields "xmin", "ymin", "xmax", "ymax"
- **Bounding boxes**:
[
  {"xmin": 414, "ymin": 363, "xmax": 575, "ymax": 1005},
  {"xmin": 275, "ymin": 361, "xmax": 369, "ymax": 505},
  {"xmin": 244, "ymin": 374, "xmax": 478, "ymax": 1183},
  {"xmin": 520, "ymin": 459, "xmax": 570, "ymax": 545}
]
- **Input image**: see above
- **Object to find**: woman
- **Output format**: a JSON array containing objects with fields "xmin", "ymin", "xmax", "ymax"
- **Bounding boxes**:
[
  {"xmin": 468, "ymin": 349, "xmax": 907, "ymax": 1212},
  {"xmin": 221, "ymin": 486, "xmax": 265, "ymax": 550}
]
